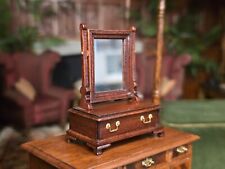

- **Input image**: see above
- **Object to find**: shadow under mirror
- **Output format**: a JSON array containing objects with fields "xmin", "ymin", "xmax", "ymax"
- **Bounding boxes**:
[{"xmin": 94, "ymin": 39, "xmax": 123, "ymax": 92}]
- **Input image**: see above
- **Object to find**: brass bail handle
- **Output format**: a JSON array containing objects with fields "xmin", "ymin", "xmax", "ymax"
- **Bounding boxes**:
[
  {"xmin": 106, "ymin": 121, "xmax": 120, "ymax": 133},
  {"xmin": 140, "ymin": 114, "xmax": 153, "ymax": 124},
  {"xmin": 142, "ymin": 158, "xmax": 155, "ymax": 167},
  {"xmin": 176, "ymin": 146, "xmax": 188, "ymax": 154}
]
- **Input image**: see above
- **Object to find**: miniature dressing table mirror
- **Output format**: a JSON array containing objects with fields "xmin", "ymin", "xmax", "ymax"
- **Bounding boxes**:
[
  {"xmin": 67, "ymin": 0, "xmax": 166, "ymax": 155},
  {"xmin": 79, "ymin": 27, "xmax": 139, "ymax": 107}
]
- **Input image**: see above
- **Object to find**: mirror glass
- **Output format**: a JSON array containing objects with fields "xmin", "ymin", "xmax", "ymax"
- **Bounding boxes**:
[{"xmin": 94, "ymin": 39, "xmax": 123, "ymax": 92}]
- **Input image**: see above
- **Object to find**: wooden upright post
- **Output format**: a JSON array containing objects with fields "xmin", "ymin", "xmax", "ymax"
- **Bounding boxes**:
[
  {"xmin": 153, "ymin": 0, "xmax": 165, "ymax": 104},
  {"xmin": 79, "ymin": 24, "xmax": 92, "ymax": 110}
]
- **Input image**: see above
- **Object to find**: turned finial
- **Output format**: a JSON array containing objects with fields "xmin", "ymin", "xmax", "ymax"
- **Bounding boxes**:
[
  {"xmin": 80, "ymin": 23, "xmax": 87, "ymax": 30},
  {"xmin": 153, "ymin": 0, "xmax": 166, "ymax": 104},
  {"xmin": 131, "ymin": 26, "xmax": 136, "ymax": 32}
]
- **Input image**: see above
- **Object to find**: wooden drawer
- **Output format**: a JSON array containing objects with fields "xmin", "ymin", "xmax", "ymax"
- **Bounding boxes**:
[
  {"xmin": 170, "ymin": 157, "xmax": 191, "ymax": 169},
  {"xmin": 99, "ymin": 110, "xmax": 159, "ymax": 139},
  {"xmin": 116, "ymin": 144, "xmax": 192, "ymax": 169},
  {"xmin": 122, "ymin": 152, "xmax": 167, "ymax": 169},
  {"xmin": 172, "ymin": 144, "xmax": 191, "ymax": 159},
  {"xmin": 170, "ymin": 144, "xmax": 192, "ymax": 169}
]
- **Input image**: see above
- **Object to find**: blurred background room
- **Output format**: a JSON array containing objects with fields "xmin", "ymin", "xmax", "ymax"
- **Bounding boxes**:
[{"xmin": 0, "ymin": 0, "xmax": 224, "ymax": 168}]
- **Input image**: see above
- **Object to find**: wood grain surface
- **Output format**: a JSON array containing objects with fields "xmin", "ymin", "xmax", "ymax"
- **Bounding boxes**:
[{"xmin": 22, "ymin": 127, "xmax": 199, "ymax": 169}]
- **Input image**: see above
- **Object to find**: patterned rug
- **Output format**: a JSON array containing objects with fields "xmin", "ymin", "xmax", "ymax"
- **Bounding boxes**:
[{"xmin": 0, "ymin": 125, "xmax": 66, "ymax": 169}]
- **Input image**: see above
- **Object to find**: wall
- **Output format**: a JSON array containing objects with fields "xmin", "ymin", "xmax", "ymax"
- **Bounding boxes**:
[{"xmin": 10, "ymin": 0, "xmax": 128, "ymax": 39}]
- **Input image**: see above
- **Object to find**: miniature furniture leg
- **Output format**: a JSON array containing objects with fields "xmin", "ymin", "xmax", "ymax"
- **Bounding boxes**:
[
  {"xmin": 87, "ymin": 143, "xmax": 111, "ymax": 155},
  {"xmin": 66, "ymin": 135, "xmax": 111, "ymax": 155},
  {"xmin": 153, "ymin": 126, "xmax": 165, "ymax": 137}
]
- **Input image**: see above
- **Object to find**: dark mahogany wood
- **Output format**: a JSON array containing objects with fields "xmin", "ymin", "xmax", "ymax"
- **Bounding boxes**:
[
  {"xmin": 22, "ymin": 128, "xmax": 199, "ymax": 169},
  {"xmin": 67, "ymin": 0, "xmax": 166, "ymax": 154},
  {"xmin": 88, "ymin": 28, "xmax": 137, "ymax": 104},
  {"xmin": 79, "ymin": 24, "xmax": 138, "ymax": 109},
  {"xmin": 67, "ymin": 99, "xmax": 164, "ymax": 154}
]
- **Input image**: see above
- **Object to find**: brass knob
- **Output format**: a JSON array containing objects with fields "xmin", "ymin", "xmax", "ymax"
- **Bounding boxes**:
[
  {"xmin": 140, "ymin": 114, "xmax": 153, "ymax": 124},
  {"xmin": 106, "ymin": 121, "xmax": 120, "ymax": 133},
  {"xmin": 176, "ymin": 146, "xmax": 188, "ymax": 154},
  {"xmin": 142, "ymin": 158, "xmax": 155, "ymax": 167}
]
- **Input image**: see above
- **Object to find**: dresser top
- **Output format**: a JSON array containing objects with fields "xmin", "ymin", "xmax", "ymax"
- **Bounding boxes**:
[
  {"xmin": 73, "ymin": 99, "xmax": 160, "ymax": 120},
  {"xmin": 22, "ymin": 127, "xmax": 199, "ymax": 169}
]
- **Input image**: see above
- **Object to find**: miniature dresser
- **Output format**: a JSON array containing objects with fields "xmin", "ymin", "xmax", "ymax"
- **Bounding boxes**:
[{"xmin": 22, "ymin": 127, "xmax": 199, "ymax": 169}]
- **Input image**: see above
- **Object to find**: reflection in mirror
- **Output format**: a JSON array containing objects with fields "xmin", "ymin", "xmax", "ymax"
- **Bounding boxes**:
[{"xmin": 94, "ymin": 39, "xmax": 123, "ymax": 92}]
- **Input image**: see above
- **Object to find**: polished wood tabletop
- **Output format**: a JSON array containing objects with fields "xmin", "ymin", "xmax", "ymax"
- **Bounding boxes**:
[{"xmin": 22, "ymin": 127, "xmax": 199, "ymax": 169}]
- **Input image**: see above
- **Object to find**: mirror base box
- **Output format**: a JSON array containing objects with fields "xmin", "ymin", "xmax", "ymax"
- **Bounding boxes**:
[{"xmin": 66, "ymin": 100, "xmax": 164, "ymax": 155}]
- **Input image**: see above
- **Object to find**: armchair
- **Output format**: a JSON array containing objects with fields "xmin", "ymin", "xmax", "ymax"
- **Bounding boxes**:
[
  {"xmin": 0, "ymin": 51, "xmax": 74, "ymax": 128},
  {"xmin": 136, "ymin": 53, "xmax": 191, "ymax": 100}
]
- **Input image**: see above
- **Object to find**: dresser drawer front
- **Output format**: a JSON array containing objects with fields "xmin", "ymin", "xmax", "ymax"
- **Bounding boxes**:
[
  {"xmin": 170, "ymin": 157, "xmax": 191, "ymax": 169},
  {"xmin": 98, "ymin": 110, "xmax": 159, "ymax": 139},
  {"xmin": 172, "ymin": 144, "xmax": 191, "ymax": 159},
  {"xmin": 124, "ymin": 152, "xmax": 166, "ymax": 169}
]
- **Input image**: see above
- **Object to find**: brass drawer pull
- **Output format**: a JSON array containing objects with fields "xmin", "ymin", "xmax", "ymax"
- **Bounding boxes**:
[
  {"xmin": 106, "ymin": 121, "xmax": 120, "ymax": 133},
  {"xmin": 176, "ymin": 146, "xmax": 188, "ymax": 154},
  {"xmin": 142, "ymin": 158, "xmax": 155, "ymax": 167},
  {"xmin": 140, "ymin": 114, "xmax": 153, "ymax": 124}
]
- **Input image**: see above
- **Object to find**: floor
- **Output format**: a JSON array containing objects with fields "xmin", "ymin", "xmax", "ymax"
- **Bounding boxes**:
[
  {"xmin": 0, "ymin": 125, "xmax": 66, "ymax": 169},
  {"xmin": 161, "ymin": 100, "xmax": 225, "ymax": 169}
]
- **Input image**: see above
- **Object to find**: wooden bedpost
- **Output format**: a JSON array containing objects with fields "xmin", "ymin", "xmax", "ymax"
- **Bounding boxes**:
[{"xmin": 153, "ymin": 0, "xmax": 166, "ymax": 104}]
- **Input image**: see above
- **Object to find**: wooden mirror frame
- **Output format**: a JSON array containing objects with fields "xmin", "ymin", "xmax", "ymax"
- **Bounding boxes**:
[
  {"xmin": 79, "ymin": 24, "xmax": 139, "ymax": 110},
  {"xmin": 78, "ymin": 0, "xmax": 165, "ymax": 110}
]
